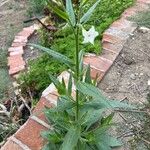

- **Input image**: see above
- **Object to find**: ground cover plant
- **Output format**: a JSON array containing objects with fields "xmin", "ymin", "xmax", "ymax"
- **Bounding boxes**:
[
  {"xmin": 20, "ymin": 0, "xmax": 134, "ymax": 99},
  {"xmin": 30, "ymin": 0, "xmax": 135, "ymax": 149}
]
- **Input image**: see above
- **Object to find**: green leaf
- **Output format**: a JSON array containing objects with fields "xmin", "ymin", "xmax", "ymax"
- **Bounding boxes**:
[
  {"xmin": 49, "ymin": 74, "xmax": 60, "ymax": 88},
  {"xmin": 77, "ymin": 82, "xmax": 134, "ymax": 109},
  {"xmin": 101, "ymin": 113, "xmax": 114, "ymax": 126},
  {"xmin": 85, "ymin": 65, "xmax": 92, "ymax": 84},
  {"xmin": 61, "ymin": 127, "xmax": 80, "ymax": 150},
  {"xmin": 47, "ymin": 2, "xmax": 69, "ymax": 21},
  {"xmin": 79, "ymin": 50, "xmax": 84, "ymax": 78},
  {"xmin": 76, "ymin": 82, "xmax": 104, "ymax": 99},
  {"xmin": 49, "ymin": 74, "xmax": 66, "ymax": 95},
  {"xmin": 95, "ymin": 134, "xmax": 122, "ymax": 150},
  {"xmin": 28, "ymin": 44, "xmax": 74, "ymax": 68},
  {"xmin": 66, "ymin": 0, "xmax": 76, "ymax": 26},
  {"xmin": 84, "ymin": 109, "xmax": 105, "ymax": 131},
  {"xmin": 81, "ymin": 0, "xmax": 90, "ymax": 6},
  {"xmin": 57, "ymin": 96, "xmax": 75, "ymax": 111},
  {"xmin": 42, "ymin": 143, "xmax": 58, "ymax": 150},
  {"xmin": 80, "ymin": 0, "xmax": 101, "ymax": 24},
  {"xmin": 109, "ymin": 136, "xmax": 122, "ymax": 147},
  {"xmin": 41, "ymin": 131, "xmax": 61, "ymax": 143}
]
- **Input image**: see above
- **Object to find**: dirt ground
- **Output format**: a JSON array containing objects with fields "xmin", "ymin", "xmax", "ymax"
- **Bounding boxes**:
[
  {"xmin": 98, "ymin": 29, "xmax": 150, "ymax": 149},
  {"xmin": 0, "ymin": 0, "xmax": 28, "ymax": 48},
  {"xmin": 0, "ymin": 0, "xmax": 28, "ymax": 101}
]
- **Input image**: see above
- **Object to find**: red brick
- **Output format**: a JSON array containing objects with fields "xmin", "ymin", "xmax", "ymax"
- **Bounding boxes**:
[
  {"xmin": 111, "ymin": 20, "xmax": 136, "ymax": 33},
  {"xmin": 11, "ymin": 42, "xmax": 26, "ymax": 47},
  {"xmin": 44, "ymin": 92, "xmax": 58, "ymax": 106},
  {"xmin": 90, "ymin": 67, "xmax": 105, "ymax": 82},
  {"xmin": 101, "ymin": 49, "xmax": 119, "ymax": 62},
  {"xmin": 10, "ymin": 49, "xmax": 24, "ymax": 56},
  {"xmin": 1, "ymin": 140, "xmax": 23, "ymax": 150},
  {"xmin": 14, "ymin": 36, "xmax": 28, "ymax": 43},
  {"xmin": 122, "ymin": 8, "xmax": 137, "ymax": 18},
  {"xmin": 8, "ymin": 46, "xmax": 24, "ymax": 52},
  {"xmin": 102, "ymin": 34, "xmax": 125, "ymax": 44},
  {"xmin": 32, "ymin": 97, "xmax": 53, "ymax": 122},
  {"xmin": 83, "ymin": 55, "xmax": 112, "ymax": 73},
  {"xmin": 17, "ymin": 26, "xmax": 34, "ymax": 38},
  {"xmin": 15, "ymin": 119, "xmax": 47, "ymax": 150},
  {"xmin": 102, "ymin": 41, "xmax": 123, "ymax": 54},
  {"xmin": 137, "ymin": 0, "xmax": 150, "ymax": 4},
  {"xmin": 17, "ymin": 30, "xmax": 31, "ymax": 38},
  {"xmin": 9, "ymin": 65, "xmax": 25, "ymax": 75},
  {"xmin": 8, "ymin": 55, "xmax": 25, "ymax": 66}
]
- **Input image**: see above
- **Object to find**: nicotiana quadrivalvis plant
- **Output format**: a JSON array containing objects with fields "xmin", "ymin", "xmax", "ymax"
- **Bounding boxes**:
[{"xmin": 29, "ymin": 0, "xmax": 135, "ymax": 149}]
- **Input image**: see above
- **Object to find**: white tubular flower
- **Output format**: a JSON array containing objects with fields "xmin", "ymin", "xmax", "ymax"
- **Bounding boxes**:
[{"xmin": 82, "ymin": 26, "xmax": 99, "ymax": 45}]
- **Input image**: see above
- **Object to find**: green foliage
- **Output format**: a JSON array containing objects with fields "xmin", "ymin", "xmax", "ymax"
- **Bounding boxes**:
[
  {"xmin": 130, "ymin": 10, "xmax": 150, "ymax": 28},
  {"xmin": 19, "ymin": 54, "xmax": 66, "ymax": 98},
  {"xmin": 41, "ymin": 70, "xmax": 128, "ymax": 150},
  {"xmin": 52, "ymin": 0, "xmax": 134, "ymax": 54}
]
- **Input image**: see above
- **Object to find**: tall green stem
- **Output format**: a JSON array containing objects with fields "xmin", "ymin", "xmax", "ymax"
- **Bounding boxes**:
[
  {"xmin": 75, "ymin": 1, "xmax": 80, "ymax": 121},
  {"xmin": 75, "ymin": 26, "xmax": 79, "ymax": 121}
]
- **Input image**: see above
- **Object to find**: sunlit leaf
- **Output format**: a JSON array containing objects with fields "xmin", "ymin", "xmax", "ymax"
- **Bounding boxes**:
[
  {"xmin": 47, "ymin": 2, "xmax": 69, "ymax": 21},
  {"xmin": 28, "ymin": 44, "xmax": 74, "ymax": 68},
  {"xmin": 66, "ymin": 0, "xmax": 76, "ymax": 26},
  {"xmin": 80, "ymin": 0, "xmax": 101, "ymax": 24}
]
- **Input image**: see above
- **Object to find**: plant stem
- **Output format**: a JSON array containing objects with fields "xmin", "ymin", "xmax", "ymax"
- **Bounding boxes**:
[
  {"xmin": 75, "ymin": 2, "xmax": 80, "ymax": 121},
  {"xmin": 75, "ymin": 26, "xmax": 79, "ymax": 121}
]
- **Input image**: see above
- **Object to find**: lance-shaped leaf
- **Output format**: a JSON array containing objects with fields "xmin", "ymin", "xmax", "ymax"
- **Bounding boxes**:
[
  {"xmin": 66, "ymin": 0, "xmax": 76, "ymax": 26},
  {"xmin": 68, "ymin": 73, "xmax": 73, "ymax": 96},
  {"xmin": 47, "ymin": 2, "xmax": 69, "ymax": 21},
  {"xmin": 28, "ymin": 44, "xmax": 74, "ymax": 68},
  {"xmin": 77, "ymin": 82, "xmax": 135, "ymax": 109},
  {"xmin": 85, "ymin": 64, "xmax": 92, "ymax": 84},
  {"xmin": 80, "ymin": 0, "xmax": 101, "ymax": 24},
  {"xmin": 61, "ymin": 127, "xmax": 80, "ymax": 150}
]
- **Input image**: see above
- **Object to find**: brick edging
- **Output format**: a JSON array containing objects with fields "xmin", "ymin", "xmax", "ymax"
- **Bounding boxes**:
[{"xmin": 2, "ymin": 0, "xmax": 150, "ymax": 149}]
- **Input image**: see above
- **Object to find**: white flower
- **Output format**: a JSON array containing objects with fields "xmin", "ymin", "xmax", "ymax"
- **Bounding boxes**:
[
  {"xmin": 82, "ymin": 26, "xmax": 99, "ymax": 45},
  {"xmin": 148, "ymin": 79, "xmax": 150, "ymax": 86}
]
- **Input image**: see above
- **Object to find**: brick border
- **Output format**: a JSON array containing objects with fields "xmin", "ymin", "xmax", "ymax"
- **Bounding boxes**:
[{"xmin": 2, "ymin": 0, "xmax": 150, "ymax": 149}]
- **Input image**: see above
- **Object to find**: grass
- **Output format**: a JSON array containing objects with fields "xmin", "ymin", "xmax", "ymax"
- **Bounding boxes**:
[{"xmin": 20, "ymin": 0, "xmax": 135, "ymax": 98}]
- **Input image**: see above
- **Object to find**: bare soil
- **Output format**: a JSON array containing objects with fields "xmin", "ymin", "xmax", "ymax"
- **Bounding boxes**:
[
  {"xmin": 0, "ymin": 0, "xmax": 28, "ymax": 49},
  {"xmin": 98, "ymin": 29, "xmax": 150, "ymax": 149}
]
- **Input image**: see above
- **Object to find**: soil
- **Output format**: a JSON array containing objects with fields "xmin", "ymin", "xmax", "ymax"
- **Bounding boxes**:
[
  {"xmin": 0, "ymin": 0, "xmax": 29, "ymax": 102},
  {"xmin": 98, "ymin": 29, "xmax": 150, "ymax": 150},
  {"xmin": 24, "ymin": 32, "xmax": 42, "ymax": 64},
  {"xmin": 0, "ymin": 0, "xmax": 28, "ymax": 49}
]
